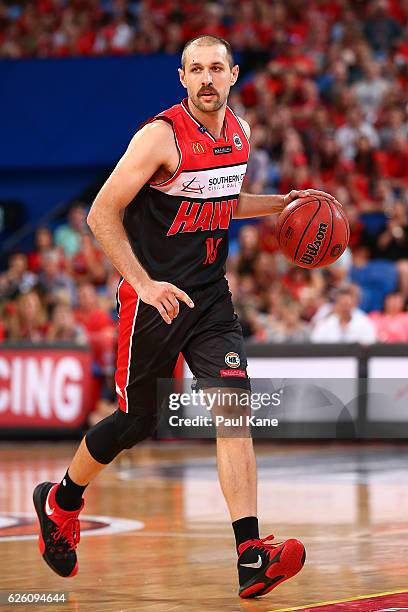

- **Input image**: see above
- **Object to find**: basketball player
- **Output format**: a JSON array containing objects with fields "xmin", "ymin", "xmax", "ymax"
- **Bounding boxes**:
[{"xmin": 33, "ymin": 35, "xmax": 338, "ymax": 598}]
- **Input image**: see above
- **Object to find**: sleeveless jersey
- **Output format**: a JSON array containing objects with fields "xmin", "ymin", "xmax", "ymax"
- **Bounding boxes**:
[{"xmin": 123, "ymin": 98, "xmax": 250, "ymax": 290}]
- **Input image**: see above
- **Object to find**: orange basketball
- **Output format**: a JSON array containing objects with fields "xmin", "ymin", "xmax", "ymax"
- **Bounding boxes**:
[{"xmin": 276, "ymin": 196, "xmax": 350, "ymax": 268}]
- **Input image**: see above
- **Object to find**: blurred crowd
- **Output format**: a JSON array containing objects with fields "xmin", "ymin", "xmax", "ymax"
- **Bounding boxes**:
[
  {"xmin": 1, "ymin": 1, "xmax": 408, "ymax": 367},
  {"xmin": 0, "ymin": 206, "xmax": 121, "ymax": 423}
]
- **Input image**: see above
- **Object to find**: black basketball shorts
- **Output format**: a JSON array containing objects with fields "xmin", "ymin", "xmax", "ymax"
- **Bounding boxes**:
[{"xmin": 115, "ymin": 276, "xmax": 250, "ymax": 414}]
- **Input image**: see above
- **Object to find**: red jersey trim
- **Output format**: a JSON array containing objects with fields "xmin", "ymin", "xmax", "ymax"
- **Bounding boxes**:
[
  {"xmin": 227, "ymin": 105, "xmax": 251, "ymax": 147},
  {"xmin": 181, "ymin": 98, "xmax": 228, "ymax": 143}
]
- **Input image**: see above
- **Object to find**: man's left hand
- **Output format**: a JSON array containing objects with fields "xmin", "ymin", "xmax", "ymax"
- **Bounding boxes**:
[{"xmin": 283, "ymin": 189, "xmax": 342, "ymax": 211}]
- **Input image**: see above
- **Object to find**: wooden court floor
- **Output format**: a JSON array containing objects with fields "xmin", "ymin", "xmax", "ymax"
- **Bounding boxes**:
[{"xmin": 0, "ymin": 441, "xmax": 407, "ymax": 611}]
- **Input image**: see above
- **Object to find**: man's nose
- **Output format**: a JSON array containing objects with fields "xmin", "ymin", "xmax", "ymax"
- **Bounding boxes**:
[{"xmin": 201, "ymin": 69, "xmax": 213, "ymax": 86}]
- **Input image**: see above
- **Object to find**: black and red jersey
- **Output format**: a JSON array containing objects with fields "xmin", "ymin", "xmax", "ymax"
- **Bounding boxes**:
[{"xmin": 123, "ymin": 98, "xmax": 250, "ymax": 290}]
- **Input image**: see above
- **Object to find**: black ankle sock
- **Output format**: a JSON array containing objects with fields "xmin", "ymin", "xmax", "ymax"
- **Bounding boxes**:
[
  {"xmin": 232, "ymin": 516, "xmax": 259, "ymax": 551},
  {"xmin": 55, "ymin": 470, "xmax": 88, "ymax": 511}
]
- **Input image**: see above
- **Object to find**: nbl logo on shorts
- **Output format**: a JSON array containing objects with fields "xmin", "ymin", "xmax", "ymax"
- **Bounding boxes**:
[{"xmin": 225, "ymin": 352, "xmax": 240, "ymax": 368}]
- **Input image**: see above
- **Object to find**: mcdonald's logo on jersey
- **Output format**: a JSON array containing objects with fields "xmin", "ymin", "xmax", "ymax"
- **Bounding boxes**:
[{"xmin": 192, "ymin": 141, "xmax": 206, "ymax": 154}]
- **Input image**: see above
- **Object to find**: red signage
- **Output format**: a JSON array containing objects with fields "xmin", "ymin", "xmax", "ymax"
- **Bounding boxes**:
[{"xmin": 0, "ymin": 348, "xmax": 92, "ymax": 428}]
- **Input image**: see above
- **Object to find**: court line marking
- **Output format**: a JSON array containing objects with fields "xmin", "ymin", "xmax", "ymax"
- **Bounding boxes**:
[
  {"xmin": 0, "ymin": 512, "xmax": 144, "ymax": 542},
  {"xmin": 270, "ymin": 589, "xmax": 408, "ymax": 612}
]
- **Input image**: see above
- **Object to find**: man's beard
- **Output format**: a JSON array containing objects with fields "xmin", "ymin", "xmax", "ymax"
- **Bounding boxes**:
[{"xmin": 192, "ymin": 90, "xmax": 224, "ymax": 112}]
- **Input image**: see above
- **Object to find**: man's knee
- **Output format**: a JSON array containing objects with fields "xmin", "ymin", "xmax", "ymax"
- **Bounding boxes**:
[
  {"xmin": 85, "ymin": 408, "xmax": 156, "ymax": 464},
  {"xmin": 116, "ymin": 409, "xmax": 156, "ymax": 448}
]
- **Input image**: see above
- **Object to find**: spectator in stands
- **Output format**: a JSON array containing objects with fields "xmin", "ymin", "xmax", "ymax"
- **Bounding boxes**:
[
  {"xmin": 376, "ymin": 201, "xmax": 408, "ymax": 260},
  {"xmin": 364, "ymin": 0, "xmax": 402, "ymax": 55},
  {"xmin": 253, "ymin": 252, "xmax": 279, "ymax": 294},
  {"xmin": 335, "ymin": 107, "xmax": 379, "ymax": 159},
  {"xmin": 311, "ymin": 286, "xmax": 377, "ymax": 344},
  {"xmin": 28, "ymin": 226, "xmax": 64, "ymax": 273},
  {"xmin": 103, "ymin": 265, "xmax": 122, "ymax": 318},
  {"xmin": 37, "ymin": 248, "xmax": 76, "ymax": 309},
  {"xmin": 379, "ymin": 108, "xmax": 408, "ymax": 146},
  {"xmin": 243, "ymin": 125, "xmax": 269, "ymax": 194},
  {"xmin": 74, "ymin": 283, "xmax": 116, "ymax": 374},
  {"xmin": 68, "ymin": 233, "xmax": 107, "ymax": 285},
  {"xmin": 260, "ymin": 301, "xmax": 310, "ymax": 343},
  {"xmin": 353, "ymin": 61, "xmax": 390, "ymax": 121},
  {"xmin": 377, "ymin": 133, "xmax": 408, "ymax": 192},
  {"xmin": 369, "ymin": 292, "xmax": 408, "ymax": 342},
  {"xmin": 298, "ymin": 285, "xmax": 325, "ymax": 323},
  {"xmin": 353, "ymin": 135, "xmax": 379, "ymax": 182},
  {"xmin": 54, "ymin": 203, "xmax": 87, "ymax": 257},
  {"xmin": 234, "ymin": 224, "xmax": 260, "ymax": 277},
  {"xmin": 6, "ymin": 291, "xmax": 48, "ymax": 342},
  {"xmin": 46, "ymin": 303, "xmax": 87, "ymax": 344},
  {"xmin": 226, "ymin": 271, "xmax": 262, "ymax": 338},
  {"xmin": 350, "ymin": 245, "xmax": 398, "ymax": 311},
  {"xmin": 88, "ymin": 373, "xmax": 117, "ymax": 427},
  {"xmin": 0, "ymin": 253, "xmax": 37, "ymax": 301}
]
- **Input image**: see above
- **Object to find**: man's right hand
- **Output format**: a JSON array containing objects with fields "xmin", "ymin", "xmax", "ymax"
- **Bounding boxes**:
[{"xmin": 136, "ymin": 279, "xmax": 195, "ymax": 324}]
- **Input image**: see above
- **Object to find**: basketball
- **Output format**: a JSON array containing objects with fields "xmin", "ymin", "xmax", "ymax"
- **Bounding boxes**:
[{"xmin": 277, "ymin": 196, "xmax": 350, "ymax": 268}]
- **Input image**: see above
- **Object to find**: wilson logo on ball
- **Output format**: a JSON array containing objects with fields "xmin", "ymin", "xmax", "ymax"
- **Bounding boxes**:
[{"xmin": 299, "ymin": 222, "xmax": 328, "ymax": 266}]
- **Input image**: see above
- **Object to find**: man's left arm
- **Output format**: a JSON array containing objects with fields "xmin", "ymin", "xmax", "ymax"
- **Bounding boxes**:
[{"xmin": 234, "ymin": 118, "xmax": 341, "ymax": 219}]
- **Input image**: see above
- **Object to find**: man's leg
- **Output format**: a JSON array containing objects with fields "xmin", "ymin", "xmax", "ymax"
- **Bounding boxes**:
[
  {"xmin": 216, "ymin": 436, "xmax": 257, "ymax": 521},
  {"xmin": 33, "ymin": 408, "xmax": 156, "ymax": 577},
  {"xmin": 34, "ymin": 275, "xmax": 188, "ymax": 577},
  {"xmin": 217, "ymin": 435, "xmax": 261, "ymax": 560},
  {"xmin": 182, "ymin": 280, "xmax": 306, "ymax": 598},
  {"xmin": 205, "ymin": 386, "xmax": 306, "ymax": 599},
  {"xmin": 55, "ymin": 406, "xmax": 155, "ymax": 510},
  {"xmin": 66, "ymin": 437, "xmax": 107, "ymax": 485},
  {"xmin": 207, "ymin": 392, "xmax": 259, "ymax": 545}
]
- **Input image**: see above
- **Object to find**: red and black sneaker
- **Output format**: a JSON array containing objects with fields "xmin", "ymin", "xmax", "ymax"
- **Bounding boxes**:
[
  {"xmin": 33, "ymin": 482, "xmax": 83, "ymax": 578},
  {"xmin": 238, "ymin": 534, "xmax": 306, "ymax": 598}
]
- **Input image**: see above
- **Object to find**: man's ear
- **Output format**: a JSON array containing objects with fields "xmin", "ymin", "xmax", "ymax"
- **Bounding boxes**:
[
  {"xmin": 231, "ymin": 64, "xmax": 239, "ymax": 86},
  {"xmin": 178, "ymin": 68, "xmax": 187, "ymax": 89}
]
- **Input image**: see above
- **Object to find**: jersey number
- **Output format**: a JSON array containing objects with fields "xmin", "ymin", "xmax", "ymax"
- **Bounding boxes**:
[{"xmin": 204, "ymin": 237, "xmax": 222, "ymax": 265}]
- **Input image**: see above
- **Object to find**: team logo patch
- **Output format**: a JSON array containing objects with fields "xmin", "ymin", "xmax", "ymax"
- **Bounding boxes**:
[
  {"xmin": 225, "ymin": 352, "xmax": 240, "ymax": 368},
  {"xmin": 192, "ymin": 141, "xmax": 206, "ymax": 155},
  {"xmin": 233, "ymin": 133, "xmax": 243, "ymax": 150}
]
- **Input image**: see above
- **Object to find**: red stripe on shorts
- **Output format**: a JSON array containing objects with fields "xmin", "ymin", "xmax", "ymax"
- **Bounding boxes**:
[{"xmin": 115, "ymin": 279, "xmax": 140, "ymax": 413}]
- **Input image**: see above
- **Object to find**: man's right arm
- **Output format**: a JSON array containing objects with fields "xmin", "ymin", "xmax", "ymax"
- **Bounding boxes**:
[{"xmin": 87, "ymin": 121, "xmax": 194, "ymax": 324}]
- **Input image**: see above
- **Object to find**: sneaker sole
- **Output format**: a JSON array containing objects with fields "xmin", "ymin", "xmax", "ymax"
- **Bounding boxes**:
[
  {"xmin": 239, "ymin": 539, "xmax": 306, "ymax": 599},
  {"xmin": 33, "ymin": 482, "xmax": 78, "ymax": 578}
]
